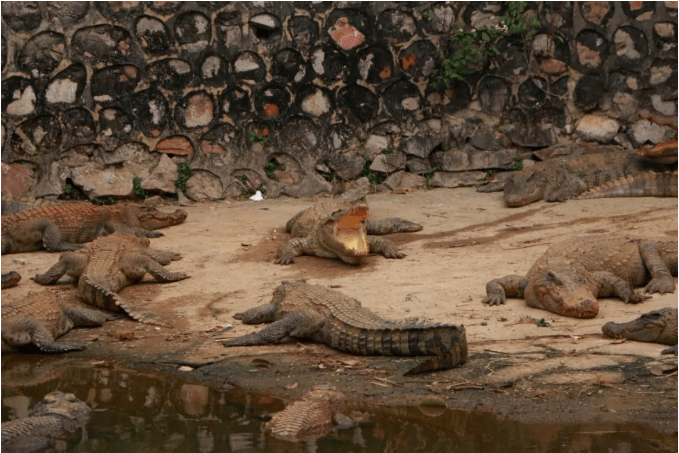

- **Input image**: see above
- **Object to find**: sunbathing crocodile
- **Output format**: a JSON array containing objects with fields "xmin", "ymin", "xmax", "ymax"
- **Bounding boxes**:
[
  {"xmin": 1, "ymin": 391, "xmax": 92, "ymax": 453},
  {"xmin": 483, "ymin": 236, "xmax": 678, "ymax": 318},
  {"xmin": 276, "ymin": 188, "xmax": 422, "ymax": 265},
  {"xmin": 32, "ymin": 233, "xmax": 188, "ymax": 327},
  {"xmin": 222, "ymin": 280, "xmax": 467, "ymax": 375},
  {"xmin": 2, "ymin": 290, "xmax": 112, "ymax": 353},
  {"xmin": 264, "ymin": 386, "xmax": 353, "ymax": 441},
  {"xmin": 2, "ymin": 202, "xmax": 187, "ymax": 254},
  {"xmin": 477, "ymin": 147, "xmax": 676, "ymax": 207},
  {"xmin": 2, "ymin": 271, "xmax": 22, "ymax": 289},
  {"xmin": 602, "ymin": 307, "xmax": 678, "ymax": 355}
]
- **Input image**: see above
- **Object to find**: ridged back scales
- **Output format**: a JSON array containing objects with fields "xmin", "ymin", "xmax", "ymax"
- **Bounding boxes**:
[
  {"xmin": 2, "ymin": 292, "xmax": 72, "ymax": 338},
  {"xmin": 529, "ymin": 236, "xmax": 678, "ymax": 287}
]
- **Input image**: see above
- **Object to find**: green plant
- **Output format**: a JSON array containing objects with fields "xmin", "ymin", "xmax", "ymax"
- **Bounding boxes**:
[
  {"xmin": 359, "ymin": 159, "xmax": 387, "ymax": 185},
  {"xmin": 264, "ymin": 159, "xmax": 280, "ymax": 180},
  {"xmin": 92, "ymin": 196, "xmax": 115, "ymax": 205},
  {"xmin": 132, "ymin": 177, "xmax": 148, "ymax": 199},
  {"xmin": 62, "ymin": 183, "xmax": 73, "ymax": 194},
  {"xmin": 250, "ymin": 131, "xmax": 268, "ymax": 146},
  {"xmin": 432, "ymin": 2, "xmax": 541, "ymax": 88},
  {"xmin": 175, "ymin": 163, "xmax": 194, "ymax": 191},
  {"xmin": 381, "ymin": 148, "xmax": 390, "ymax": 154},
  {"xmin": 238, "ymin": 174, "xmax": 248, "ymax": 183},
  {"xmin": 512, "ymin": 157, "xmax": 523, "ymax": 171},
  {"xmin": 422, "ymin": 167, "xmax": 440, "ymax": 186}
]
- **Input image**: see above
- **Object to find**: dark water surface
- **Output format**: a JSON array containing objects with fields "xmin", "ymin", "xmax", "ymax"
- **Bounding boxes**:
[{"xmin": 1, "ymin": 355, "xmax": 674, "ymax": 453}]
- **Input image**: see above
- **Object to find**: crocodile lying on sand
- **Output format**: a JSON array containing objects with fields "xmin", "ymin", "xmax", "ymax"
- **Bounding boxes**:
[
  {"xmin": 602, "ymin": 307, "xmax": 678, "ymax": 355},
  {"xmin": 2, "ymin": 271, "xmax": 21, "ymax": 289},
  {"xmin": 2, "ymin": 290, "xmax": 112, "ymax": 353},
  {"xmin": 32, "ymin": 233, "xmax": 188, "ymax": 327},
  {"xmin": 222, "ymin": 280, "xmax": 467, "ymax": 375},
  {"xmin": 477, "ymin": 144, "xmax": 676, "ymax": 207},
  {"xmin": 2, "ymin": 202, "xmax": 187, "ymax": 254},
  {"xmin": 264, "ymin": 387, "xmax": 353, "ymax": 441},
  {"xmin": 1, "ymin": 391, "xmax": 92, "ymax": 453},
  {"xmin": 275, "ymin": 188, "xmax": 422, "ymax": 265},
  {"xmin": 483, "ymin": 236, "xmax": 678, "ymax": 318}
]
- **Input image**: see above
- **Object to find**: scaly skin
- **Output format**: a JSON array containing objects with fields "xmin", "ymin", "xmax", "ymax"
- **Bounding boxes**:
[
  {"xmin": 32, "ymin": 233, "xmax": 188, "ymax": 327},
  {"xmin": 1, "ymin": 391, "xmax": 91, "ymax": 453},
  {"xmin": 602, "ymin": 307, "xmax": 678, "ymax": 355},
  {"xmin": 636, "ymin": 139, "xmax": 678, "ymax": 165},
  {"xmin": 264, "ymin": 387, "xmax": 352, "ymax": 441},
  {"xmin": 484, "ymin": 237, "xmax": 678, "ymax": 318},
  {"xmin": 2, "ymin": 271, "xmax": 22, "ymax": 289},
  {"xmin": 499, "ymin": 151, "xmax": 675, "ymax": 207},
  {"xmin": 2, "ymin": 202, "xmax": 187, "ymax": 254},
  {"xmin": 223, "ymin": 281, "xmax": 467, "ymax": 375},
  {"xmin": 2, "ymin": 291, "xmax": 112, "ymax": 353},
  {"xmin": 578, "ymin": 171, "xmax": 678, "ymax": 199},
  {"xmin": 276, "ymin": 189, "xmax": 422, "ymax": 265}
]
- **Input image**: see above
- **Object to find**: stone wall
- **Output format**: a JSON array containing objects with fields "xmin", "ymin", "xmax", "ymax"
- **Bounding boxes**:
[{"xmin": 1, "ymin": 2, "xmax": 677, "ymax": 201}]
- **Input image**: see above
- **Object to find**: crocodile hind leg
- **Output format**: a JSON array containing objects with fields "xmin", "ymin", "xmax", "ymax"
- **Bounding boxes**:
[
  {"xmin": 482, "ymin": 275, "xmax": 527, "ymax": 305},
  {"xmin": 368, "ymin": 237, "xmax": 406, "ymax": 259},
  {"xmin": 62, "ymin": 306, "xmax": 116, "ymax": 326},
  {"xmin": 40, "ymin": 220, "xmax": 87, "ymax": 252},
  {"xmin": 365, "ymin": 218, "xmax": 422, "ymax": 235},
  {"xmin": 142, "ymin": 258, "xmax": 189, "ymax": 282},
  {"xmin": 32, "ymin": 253, "xmax": 88, "ymax": 285},
  {"xmin": 2, "ymin": 318, "xmax": 87, "ymax": 353},
  {"xmin": 639, "ymin": 241, "xmax": 676, "ymax": 294},
  {"xmin": 223, "ymin": 311, "xmax": 325, "ymax": 346}
]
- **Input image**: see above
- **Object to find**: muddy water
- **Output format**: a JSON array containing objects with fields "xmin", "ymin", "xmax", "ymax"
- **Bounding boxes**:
[{"xmin": 1, "ymin": 355, "xmax": 673, "ymax": 453}]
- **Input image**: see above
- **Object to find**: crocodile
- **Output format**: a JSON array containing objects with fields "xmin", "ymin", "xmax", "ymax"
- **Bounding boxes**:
[
  {"xmin": 32, "ymin": 233, "xmax": 188, "ymax": 327},
  {"xmin": 264, "ymin": 387, "xmax": 353, "ymax": 441},
  {"xmin": 222, "ymin": 280, "xmax": 467, "ymax": 375},
  {"xmin": 635, "ymin": 139, "xmax": 678, "ymax": 165},
  {"xmin": 1, "ymin": 391, "xmax": 92, "ymax": 453},
  {"xmin": 2, "ymin": 271, "xmax": 22, "ymax": 289},
  {"xmin": 483, "ymin": 236, "xmax": 678, "ymax": 318},
  {"xmin": 276, "ymin": 188, "xmax": 422, "ymax": 265},
  {"xmin": 578, "ymin": 171, "xmax": 678, "ymax": 199},
  {"xmin": 2, "ymin": 202, "xmax": 188, "ymax": 254},
  {"xmin": 478, "ymin": 150, "xmax": 676, "ymax": 207},
  {"xmin": 602, "ymin": 307, "xmax": 678, "ymax": 355},
  {"xmin": 2, "ymin": 291, "xmax": 112, "ymax": 353}
]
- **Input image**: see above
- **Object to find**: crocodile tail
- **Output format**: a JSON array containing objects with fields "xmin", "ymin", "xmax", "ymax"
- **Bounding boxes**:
[
  {"xmin": 330, "ymin": 323, "xmax": 468, "ymax": 374},
  {"xmin": 578, "ymin": 171, "xmax": 678, "ymax": 199},
  {"xmin": 80, "ymin": 276, "xmax": 171, "ymax": 328}
]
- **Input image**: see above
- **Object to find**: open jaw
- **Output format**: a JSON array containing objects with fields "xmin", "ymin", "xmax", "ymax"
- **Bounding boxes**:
[{"xmin": 334, "ymin": 206, "xmax": 370, "ymax": 256}]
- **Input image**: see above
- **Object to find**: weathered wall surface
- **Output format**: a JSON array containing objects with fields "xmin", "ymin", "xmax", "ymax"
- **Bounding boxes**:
[{"xmin": 1, "ymin": 2, "xmax": 677, "ymax": 202}]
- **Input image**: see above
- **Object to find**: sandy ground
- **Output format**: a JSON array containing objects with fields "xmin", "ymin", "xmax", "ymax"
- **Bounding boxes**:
[{"xmin": 2, "ymin": 187, "xmax": 677, "ymax": 436}]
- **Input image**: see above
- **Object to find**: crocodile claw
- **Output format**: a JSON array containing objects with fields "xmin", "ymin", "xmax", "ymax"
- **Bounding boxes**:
[{"xmin": 645, "ymin": 277, "xmax": 676, "ymax": 294}]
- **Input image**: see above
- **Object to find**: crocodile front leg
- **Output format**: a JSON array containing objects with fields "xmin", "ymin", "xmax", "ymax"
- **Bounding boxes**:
[
  {"xmin": 144, "ymin": 248, "xmax": 183, "ymax": 265},
  {"xmin": 32, "ymin": 252, "xmax": 88, "ymax": 285},
  {"xmin": 592, "ymin": 271, "xmax": 652, "ymax": 303},
  {"xmin": 141, "ymin": 258, "xmax": 189, "ymax": 283},
  {"xmin": 483, "ymin": 275, "xmax": 527, "ymax": 305},
  {"xmin": 223, "ymin": 310, "xmax": 325, "ymax": 346},
  {"xmin": 106, "ymin": 222, "xmax": 163, "ymax": 238},
  {"xmin": 365, "ymin": 218, "xmax": 422, "ymax": 235},
  {"xmin": 2, "ymin": 318, "xmax": 87, "ymax": 352},
  {"xmin": 639, "ymin": 241, "xmax": 676, "ymax": 294},
  {"xmin": 544, "ymin": 170, "xmax": 587, "ymax": 202},
  {"xmin": 234, "ymin": 304, "xmax": 278, "ymax": 324},
  {"xmin": 275, "ymin": 237, "xmax": 315, "ymax": 264},
  {"xmin": 368, "ymin": 236, "xmax": 405, "ymax": 259}
]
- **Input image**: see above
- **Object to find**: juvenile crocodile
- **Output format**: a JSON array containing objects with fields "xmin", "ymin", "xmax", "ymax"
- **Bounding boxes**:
[
  {"xmin": 483, "ymin": 236, "xmax": 678, "ymax": 318},
  {"xmin": 264, "ymin": 387, "xmax": 353, "ymax": 441},
  {"xmin": 1, "ymin": 391, "xmax": 92, "ymax": 453},
  {"xmin": 2, "ymin": 271, "xmax": 22, "ymax": 289},
  {"xmin": 602, "ymin": 307, "xmax": 678, "ymax": 355},
  {"xmin": 635, "ymin": 139, "xmax": 678, "ymax": 164},
  {"xmin": 2, "ymin": 202, "xmax": 188, "ymax": 254},
  {"xmin": 2, "ymin": 291, "xmax": 112, "ymax": 353},
  {"xmin": 479, "ymin": 150, "xmax": 675, "ymax": 207},
  {"xmin": 222, "ymin": 280, "xmax": 467, "ymax": 375},
  {"xmin": 276, "ymin": 189, "xmax": 422, "ymax": 265},
  {"xmin": 32, "ymin": 233, "xmax": 188, "ymax": 327},
  {"xmin": 578, "ymin": 171, "xmax": 678, "ymax": 199}
]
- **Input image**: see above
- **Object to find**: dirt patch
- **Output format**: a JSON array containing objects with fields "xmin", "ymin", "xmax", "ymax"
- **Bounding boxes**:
[{"xmin": 2, "ymin": 188, "xmax": 677, "ymax": 436}]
